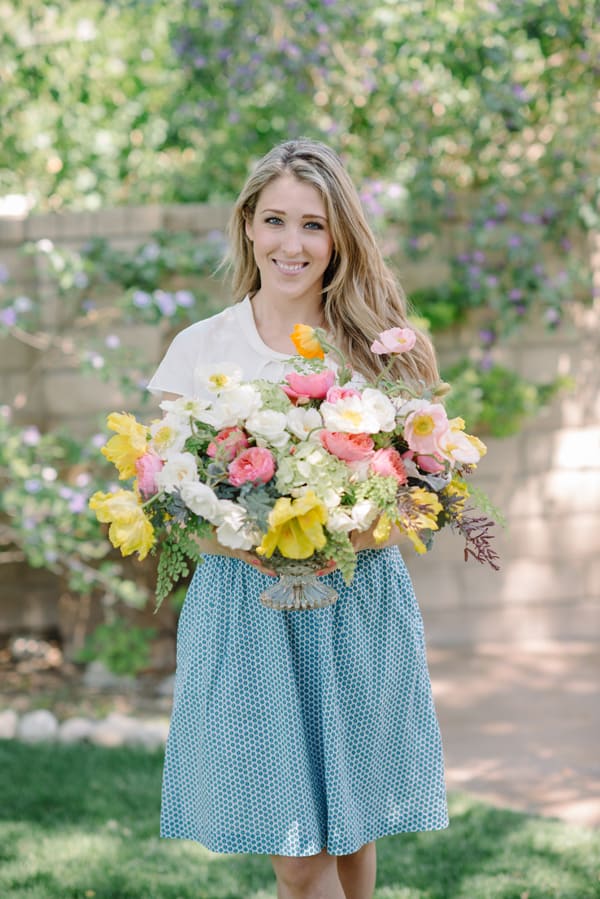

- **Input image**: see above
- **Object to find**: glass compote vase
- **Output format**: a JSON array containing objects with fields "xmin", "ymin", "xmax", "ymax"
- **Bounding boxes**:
[{"xmin": 259, "ymin": 552, "xmax": 338, "ymax": 611}]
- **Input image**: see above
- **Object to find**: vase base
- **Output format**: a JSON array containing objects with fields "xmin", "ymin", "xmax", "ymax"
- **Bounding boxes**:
[{"xmin": 260, "ymin": 574, "xmax": 338, "ymax": 611}]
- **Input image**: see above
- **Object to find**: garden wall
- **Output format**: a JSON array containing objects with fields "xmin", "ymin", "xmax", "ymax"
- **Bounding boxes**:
[{"xmin": 0, "ymin": 205, "xmax": 598, "ymax": 647}]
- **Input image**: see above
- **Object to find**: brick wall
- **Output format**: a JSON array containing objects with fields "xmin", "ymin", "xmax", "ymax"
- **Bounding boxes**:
[{"xmin": 0, "ymin": 206, "xmax": 598, "ymax": 646}]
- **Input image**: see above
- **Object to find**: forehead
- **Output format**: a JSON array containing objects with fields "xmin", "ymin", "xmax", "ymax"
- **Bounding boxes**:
[{"xmin": 256, "ymin": 174, "xmax": 327, "ymax": 216}]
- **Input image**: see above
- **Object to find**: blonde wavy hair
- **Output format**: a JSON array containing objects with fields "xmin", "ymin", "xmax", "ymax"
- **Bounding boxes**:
[{"xmin": 227, "ymin": 138, "xmax": 439, "ymax": 387}]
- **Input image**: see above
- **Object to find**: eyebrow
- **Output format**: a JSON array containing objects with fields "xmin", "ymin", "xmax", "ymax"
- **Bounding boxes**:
[{"xmin": 259, "ymin": 207, "xmax": 328, "ymax": 221}]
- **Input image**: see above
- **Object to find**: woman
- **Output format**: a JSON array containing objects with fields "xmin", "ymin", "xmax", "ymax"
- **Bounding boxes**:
[{"xmin": 148, "ymin": 139, "xmax": 448, "ymax": 899}]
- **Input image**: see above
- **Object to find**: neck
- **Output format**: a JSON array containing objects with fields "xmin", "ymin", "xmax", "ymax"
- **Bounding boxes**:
[{"xmin": 250, "ymin": 290, "xmax": 325, "ymax": 333}]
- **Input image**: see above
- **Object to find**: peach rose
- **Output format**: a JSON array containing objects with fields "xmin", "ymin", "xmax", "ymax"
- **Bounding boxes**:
[
  {"xmin": 369, "ymin": 447, "xmax": 407, "ymax": 484},
  {"xmin": 227, "ymin": 446, "xmax": 276, "ymax": 487},
  {"xmin": 207, "ymin": 426, "xmax": 249, "ymax": 461},
  {"xmin": 320, "ymin": 430, "xmax": 375, "ymax": 462}
]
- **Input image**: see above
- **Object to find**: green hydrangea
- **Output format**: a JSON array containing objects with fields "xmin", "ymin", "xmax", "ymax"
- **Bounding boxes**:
[
  {"xmin": 251, "ymin": 379, "xmax": 293, "ymax": 413},
  {"xmin": 275, "ymin": 442, "xmax": 349, "ymax": 503}
]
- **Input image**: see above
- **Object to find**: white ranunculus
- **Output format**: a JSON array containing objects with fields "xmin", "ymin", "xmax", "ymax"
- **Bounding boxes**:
[
  {"xmin": 286, "ymin": 406, "xmax": 323, "ymax": 441},
  {"xmin": 196, "ymin": 384, "xmax": 262, "ymax": 430},
  {"xmin": 320, "ymin": 395, "xmax": 383, "ymax": 434},
  {"xmin": 214, "ymin": 500, "xmax": 259, "ymax": 551},
  {"xmin": 150, "ymin": 414, "xmax": 192, "ymax": 459},
  {"xmin": 155, "ymin": 452, "xmax": 199, "ymax": 493},
  {"xmin": 245, "ymin": 409, "xmax": 290, "ymax": 448},
  {"xmin": 180, "ymin": 481, "xmax": 222, "ymax": 523},
  {"xmin": 327, "ymin": 499, "xmax": 378, "ymax": 534},
  {"xmin": 361, "ymin": 388, "xmax": 397, "ymax": 432},
  {"xmin": 193, "ymin": 362, "xmax": 243, "ymax": 394}
]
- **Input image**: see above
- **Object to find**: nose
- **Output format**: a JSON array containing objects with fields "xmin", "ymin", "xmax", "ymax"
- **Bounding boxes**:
[{"xmin": 280, "ymin": 226, "xmax": 303, "ymax": 256}]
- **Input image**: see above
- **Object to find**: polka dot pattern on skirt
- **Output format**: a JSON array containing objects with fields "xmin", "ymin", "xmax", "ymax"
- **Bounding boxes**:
[{"xmin": 160, "ymin": 546, "xmax": 449, "ymax": 856}]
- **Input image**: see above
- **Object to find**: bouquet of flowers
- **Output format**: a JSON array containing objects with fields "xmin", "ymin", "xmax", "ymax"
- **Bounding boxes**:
[{"xmin": 90, "ymin": 324, "xmax": 500, "ymax": 611}]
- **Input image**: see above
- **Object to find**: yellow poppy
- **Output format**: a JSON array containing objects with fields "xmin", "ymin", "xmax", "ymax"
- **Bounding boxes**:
[
  {"xmin": 257, "ymin": 490, "xmax": 328, "ymax": 559},
  {"xmin": 101, "ymin": 412, "xmax": 148, "ymax": 479},
  {"xmin": 89, "ymin": 489, "xmax": 155, "ymax": 560}
]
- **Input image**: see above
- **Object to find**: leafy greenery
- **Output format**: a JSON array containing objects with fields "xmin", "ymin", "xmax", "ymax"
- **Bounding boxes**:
[
  {"xmin": 442, "ymin": 359, "xmax": 572, "ymax": 437},
  {"xmin": 75, "ymin": 618, "xmax": 157, "ymax": 676},
  {"xmin": 1, "ymin": 740, "xmax": 599, "ymax": 898}
]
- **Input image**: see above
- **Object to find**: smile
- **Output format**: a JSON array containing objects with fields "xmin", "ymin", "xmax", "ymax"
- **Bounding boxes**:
[{"xmin": 273, "ymin": 260, "xmax": 308, "ymax": 274}]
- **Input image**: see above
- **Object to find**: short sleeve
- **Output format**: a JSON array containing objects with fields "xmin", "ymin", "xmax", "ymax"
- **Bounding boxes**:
[{"xmin": 146, "ymin": 328, "xmax": 198, "ymax": 397}]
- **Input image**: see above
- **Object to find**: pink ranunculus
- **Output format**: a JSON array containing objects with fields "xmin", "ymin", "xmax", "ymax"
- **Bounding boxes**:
[
  {"xmin": 369, "ymin": 447, "xmax": 408, "ymax": 484},
  {"xmin": 325, "ymin": 385, "xmax": 361, "ymax": 403},
  {"xmin": 207, "ymin": 426, "xmax": 249, "ymax": 461},
  {"xmin": 283, "ymin": 369, "xmax": 336, "ymax": 401},
  {"xmin": 404, "ymin": 402, "xmax": 450, "ymax": 455},
  {"xmin": 320, "ymin": 430, "xmax": 375, "ymax": 462},
  {"xmin": 135, "ymin": 450, "xmax": 164, "ymax": 498},
  {"xmin": 371, "ymin": 327, "xmax": 417, "ymax": 355},
  {"xmin": 227, "ymin": 446, "xmax": 276, "ymax": 487}
]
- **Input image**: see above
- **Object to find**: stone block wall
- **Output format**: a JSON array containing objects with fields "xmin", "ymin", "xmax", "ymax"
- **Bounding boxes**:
[{"xmin": 0, "ymin": 205, "xmax": 598, "ymax": 647}]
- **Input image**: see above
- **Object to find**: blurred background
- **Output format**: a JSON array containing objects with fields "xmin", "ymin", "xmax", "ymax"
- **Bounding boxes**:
[{"xmin": 0, "ymin": 2, "xmax": 598, "ymax": 897}]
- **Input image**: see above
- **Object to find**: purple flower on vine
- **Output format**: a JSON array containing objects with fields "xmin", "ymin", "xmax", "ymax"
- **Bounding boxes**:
[
  {"xmin": 479, "ymin": 328, "xmax": 495, "ymax": 346},
  {"xmin": 0, "ymin": 307, "xmax": 16, "ymax": 327}
]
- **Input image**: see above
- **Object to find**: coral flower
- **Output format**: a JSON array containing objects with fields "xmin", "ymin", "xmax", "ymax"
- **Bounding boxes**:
[
  {"xmin": 228, "ymin": 446, "xmax": 276, "ymax": 487},
  {"xmin": 320, "ymin": 431, "xmax": 375, "ymax": 462},
  {"xmin": 89, "ymin": 489, "xmax": 155, "ymax": 560},
  {"xmin": 371, "ymin": 327, "xmax": 417, "ymax": 355},
  {"xmin": 101, "ymin": 412, "xmax": 148, "ymax": 479},
  {"xmin": 283, "ymin": 369, "xmax": 336, "ymax": 401},
  {"xmin": 207, "ymin": 426, "xmax": 249, "ymax": 461},
  {"xmin": 257, "ymin": 490, "xmax": 328, "ymax": 560},
  {"xmin": 290, "ymin": 323, "xmax": 325, "ymax": 360},
  {"xmin": 370, "ymin": 447, "xmax": 407, "ymax": 484}
]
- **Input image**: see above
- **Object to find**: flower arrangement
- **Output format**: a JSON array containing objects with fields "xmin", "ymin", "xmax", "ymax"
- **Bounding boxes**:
[{"xmin": 90, "ymin": 324, "xmax": 500, "ymax": 610}]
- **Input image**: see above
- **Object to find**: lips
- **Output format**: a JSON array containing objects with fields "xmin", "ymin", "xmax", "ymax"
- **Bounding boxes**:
[{"xmin": 273, "ymin": 259, "xmax": 308, "ymax": 274}]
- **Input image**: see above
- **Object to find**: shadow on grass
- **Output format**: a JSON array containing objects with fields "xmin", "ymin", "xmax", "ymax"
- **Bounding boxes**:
[{"xmin": 0, "ymin": 741, "xmax": 598, "ymax": 899}]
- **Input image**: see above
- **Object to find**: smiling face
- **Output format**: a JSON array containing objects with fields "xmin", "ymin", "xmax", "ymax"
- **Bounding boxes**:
[{"xmin": 245, "ymin": 173, "xmax": 334, "ymax": 307}]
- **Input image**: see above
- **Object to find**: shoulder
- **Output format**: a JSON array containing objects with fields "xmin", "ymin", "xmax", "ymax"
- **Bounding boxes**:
[{"xmin": 168, "ymin": 302, "xmax": 242, "ymax": 350}]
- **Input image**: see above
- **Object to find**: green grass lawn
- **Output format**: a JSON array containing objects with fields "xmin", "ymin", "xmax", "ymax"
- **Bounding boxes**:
[{"xmin": 0, "ymin": 741, "xmax": 598, "ymax": 899}]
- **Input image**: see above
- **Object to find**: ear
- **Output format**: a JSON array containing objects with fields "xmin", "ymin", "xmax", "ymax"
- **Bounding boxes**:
[{"xmin": 244, "ymin": 216, "xmax": 254, "ymax": 242}]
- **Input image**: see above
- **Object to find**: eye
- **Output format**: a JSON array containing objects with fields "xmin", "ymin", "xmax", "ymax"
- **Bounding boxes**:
[
  {"xmin": 304, "ymin": 221, "xmax": 324, "ymax": 230},
  {"xmin": 265, "ymin": 216, "xmax": 283, "ymax": 225}
]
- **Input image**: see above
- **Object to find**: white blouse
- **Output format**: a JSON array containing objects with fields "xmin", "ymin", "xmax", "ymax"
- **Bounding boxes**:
[{"xmin": 147, "ymin": 296, "xmax": 299, "ymax": 397}]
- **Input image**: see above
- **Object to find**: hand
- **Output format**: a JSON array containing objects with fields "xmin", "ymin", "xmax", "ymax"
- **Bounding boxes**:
[{"xmin": 315, "ymin": 559, "xmax": 337, "ymax": 576}]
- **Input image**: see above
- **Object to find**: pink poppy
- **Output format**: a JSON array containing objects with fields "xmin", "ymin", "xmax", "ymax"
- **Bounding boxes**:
[
  {"xmin": 320, "ymin": 430, "xmax": 375, "ymax": 462},
  {"xmin": 402, "ymin": 449, "xmax": 446, "ymax": 474},
  {"xmin": 135, "ymin": 450, "xmax": 164, "ymax": 498},
  {"xmin": 371, "ymin": 327, "xmax": 417, "ymax": 355},
  {"xmin": 283, "ymin": 369, "xmax": 336, "ymax": 401},
  {"xmin": 404, "ymin": 402, "xmax": 450, "ymax": 455}
]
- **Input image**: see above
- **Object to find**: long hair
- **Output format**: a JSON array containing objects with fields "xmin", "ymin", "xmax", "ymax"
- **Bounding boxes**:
[{"xmin": 227, "ymin": 138, "xmax": 440, "ymax": 387}]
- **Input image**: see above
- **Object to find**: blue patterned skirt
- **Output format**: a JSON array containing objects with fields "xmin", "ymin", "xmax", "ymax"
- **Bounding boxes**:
[{"xmin": 160, "ymin": 547, "xmax": 448, "ymax": 856}]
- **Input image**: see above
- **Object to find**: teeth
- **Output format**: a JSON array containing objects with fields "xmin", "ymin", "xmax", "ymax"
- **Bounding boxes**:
[{"xmin": 275, "ymin": 260, "xmax": 306, "ymax": 273}]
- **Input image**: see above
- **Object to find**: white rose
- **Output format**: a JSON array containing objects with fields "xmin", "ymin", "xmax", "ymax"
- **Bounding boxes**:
[
  {"xmin": 196, "ymin": 385, "xmax": 262, "ymax": 429},
  {"xmin": 245, "ymin": 409, "xmax": 290, "ymax": 448},
  {"xmin": 150, "ymin": 414, "xmax": 193, "ymax": 459},
  {"xmin": 362, "ymin": 388, "xmax": 396, "ymax": 432},
  {"xmin": 214, "ymin": 500, "xmax": 259, "ymax": 551},
  {"xmin": 180, "ymin": 482, "xmax": 222, "ymax": 523},
  {"xmin": 327, "ymin": 499, "xmax": 378, "ymax": 534},
  {"xmin": 155, "ymin": 452, "xmax": 199, "ymax": 494},
  {"xmin": 286, "ymin": 406, "xmax": 323, "ymax": 441}
]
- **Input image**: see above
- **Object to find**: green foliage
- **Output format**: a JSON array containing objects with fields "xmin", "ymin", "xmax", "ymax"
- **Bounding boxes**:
[
  {"xmin": 75, "ymin": 617, "xmax": 157, "ymax": 676},
  {"xmin": 442, "ymin": 359, "xmax": 572, "ymax": 437},
  {"xmin": 154, "ymin": 521, "xmax": 208, "ymax": 611}
]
